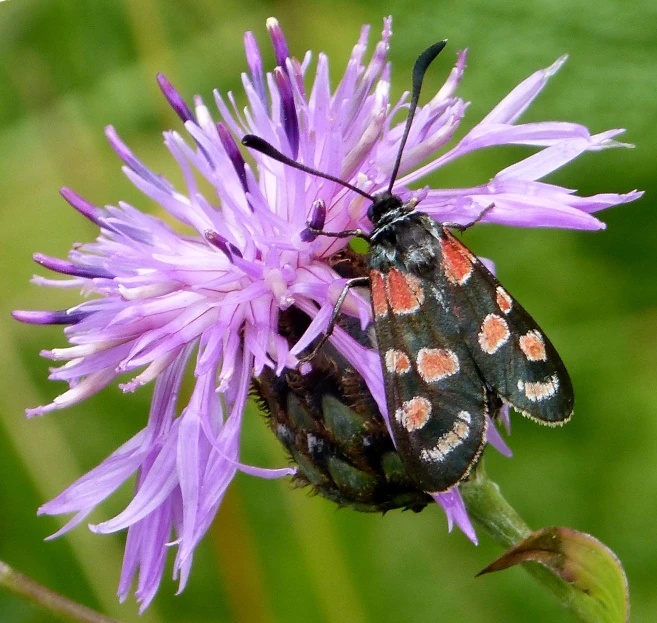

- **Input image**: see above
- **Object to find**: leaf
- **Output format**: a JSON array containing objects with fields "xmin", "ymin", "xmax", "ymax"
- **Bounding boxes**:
[{"xmin": 478, "ymin": 527, "xmax": 629, "ymax": 623}]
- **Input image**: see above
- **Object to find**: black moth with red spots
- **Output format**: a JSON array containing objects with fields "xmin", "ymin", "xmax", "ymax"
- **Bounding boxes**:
[
  {"xmin": 243, "ymin": 41, "xmax": 573, "ymax": 494},
  {"xmin": 366, "ymin": 205, "xmax": 572, "ymax": 492}
]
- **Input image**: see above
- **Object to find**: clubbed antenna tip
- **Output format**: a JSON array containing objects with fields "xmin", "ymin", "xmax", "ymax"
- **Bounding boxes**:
[{"xmin": 388, "ymin": 40, "xmax": 448, "ymax": 192}]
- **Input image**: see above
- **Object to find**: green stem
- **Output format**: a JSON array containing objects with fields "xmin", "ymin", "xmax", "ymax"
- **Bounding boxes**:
[
  {"xmin": 460, "ymin": 463, "xmax": 604, "ymax": 623},
  {"xmin": 0, "ymin": 561, "xmax": 122, "ymax": 623}
]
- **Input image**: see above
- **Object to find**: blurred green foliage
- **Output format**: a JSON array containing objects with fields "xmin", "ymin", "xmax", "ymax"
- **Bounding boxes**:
[{"xmin": 0, "ymin": 1, "xmax": 655, "ymax": 621}]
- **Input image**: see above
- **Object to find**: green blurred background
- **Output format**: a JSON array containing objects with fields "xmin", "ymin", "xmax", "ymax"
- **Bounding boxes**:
[{"xmin": 1, "ymin": 0, "xmax": 655, "ymax": 621}]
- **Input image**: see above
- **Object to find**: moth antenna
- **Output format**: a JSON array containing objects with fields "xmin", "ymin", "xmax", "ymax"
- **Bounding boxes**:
[
  {"xmin": 241, "ymin": 134, "xmax": 374, "ymax": 201},
  {"xmin": 387, "ymin": 40, "xmax": 448, "ymax": 193},
  {"xmin": 243, "ymin": 41, "xmax": 447, "ymax": 201}
]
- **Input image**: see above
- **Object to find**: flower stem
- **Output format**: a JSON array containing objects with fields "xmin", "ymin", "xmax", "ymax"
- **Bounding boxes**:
[
  {"xmin": 0, "ymin": 560, "xmax": 121, "ymax": 623},
  {"xmin": 459, "ymin": 462, "xmax": 603, "ymax": 623}
]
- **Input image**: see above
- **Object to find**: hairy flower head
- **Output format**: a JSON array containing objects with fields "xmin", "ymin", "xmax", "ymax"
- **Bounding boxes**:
[{"xmin": 13, "ymin": 17, "xmax": 641, "ymax": 609}]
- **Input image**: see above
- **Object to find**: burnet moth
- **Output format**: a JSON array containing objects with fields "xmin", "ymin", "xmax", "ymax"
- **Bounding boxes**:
[{"xmin": 242, "ymin": 41, "xmax": 574, "ymax": 494}]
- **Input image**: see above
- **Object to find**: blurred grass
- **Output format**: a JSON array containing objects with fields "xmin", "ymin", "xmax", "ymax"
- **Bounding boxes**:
[{"xmin": 0, "ymin": 0, "xmax": 655, "ymax": 621}]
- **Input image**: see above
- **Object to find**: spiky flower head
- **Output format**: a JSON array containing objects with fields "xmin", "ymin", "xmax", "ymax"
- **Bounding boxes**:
[{"xmin": 13, "ymin": 16, "xmax": 640, "ymax": 609}]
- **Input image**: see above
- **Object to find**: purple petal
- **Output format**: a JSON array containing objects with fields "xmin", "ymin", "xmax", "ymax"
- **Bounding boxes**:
[
  {"xmin": 12, "ymin": 309, "xmax": 88, "ymax": 325},
  {"xmin": 27, "ymin": 369, "xmax": 116, "ymax": 417},
  {"xmin": 274, "ymin": 68, "xmax": 299, "ymax": 158},
  {"xmin": 486, "ymin": 416, "xmax": 513, "ymax": 457},
  {"xmin": 105, "ymin": 126, "xmax": 173, "ymax": 195},
  {"xmin": 235, "ymin": 463, "xmax": 296, "ymax": 479},
  {"xmin": 33, "ymin": 253, "xmax": 114, "ymax": 279},
  {"xmin": 480, "ymin": 55, "xmax": 567, "ymax": 126},
  {"xmin": 422, "ymin": 192, "xmax": 608, "ymax": 230},
  {"xmin": 244, "ymin": 31, "xmax": 266, "ymax": 105},
  {"xmin": 436, "ymin": 49, "xmax": 467, "ymax": 102},
  {"xmin": 176, "ymin": 397, "xmax": 203, "ymax": 565},
  {"xmin": 217, "ymin": 122, "xmax": 248, "ymax": 192},
  {"xmin": 121, "ymin": 498, "xmax": 174, "ymax": 612},
  {"xmin": 60, "ymin": 187, "xmax": 104, "ymax": 224},
  {"xmin": 266, "ymin": 17, "xmax": 290, "ymax": 70},
  {"xmin": 497, "ymin": 130, "xmax": 628, "ymax": 181},
  {"xmin": 433, "ymin": 489, "xmax": 478, "ymax": 544},
  {"xmin": 90, "ymin": 425, "xmax": 179, "ymax": 533},
  {"xmin": 570, "ymin": 190, "xmax": 644, "ymax": 214},
  {"xmin": 197, "ymin": 408, "xmax": 296, "ymax": 479},
  {"xmin": 157, "ymin": 74, "xmax": 196, "ymax": 124},
  {"xmin": 39, "ymin": 430, "xmax": 150, "ymax": 517},
  {"xmin": 288, "ymin": 303, "xmax": 333, "ymax": 356}
]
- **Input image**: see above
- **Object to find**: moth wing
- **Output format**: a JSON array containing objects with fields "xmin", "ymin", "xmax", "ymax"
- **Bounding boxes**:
[
  {"xmin": 436, "ymin": 228, "xmax": 573, "ymax": 424},
  {"xmin": 371, "ymin": 264, "xmax": 489, "ymax": 493}
]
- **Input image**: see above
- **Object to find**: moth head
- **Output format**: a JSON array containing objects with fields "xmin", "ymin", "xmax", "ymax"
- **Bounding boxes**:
[
  {"xmin": 367, "ymin": 192, "xmax": 405, "ymax": 225},
  {"xmin": 368, "ymin": 192, "xmax": 419, "ymax": 228}
]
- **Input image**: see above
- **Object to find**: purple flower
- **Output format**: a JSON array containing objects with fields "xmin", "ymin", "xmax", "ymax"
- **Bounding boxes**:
[{"xmin": 13, "ymin": 16, "xmax": 641, "ymax": 609}]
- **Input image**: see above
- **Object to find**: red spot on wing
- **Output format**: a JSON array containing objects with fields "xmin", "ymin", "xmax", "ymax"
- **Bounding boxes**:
[
  {"xmin": 396, "ymin": 396, "xmax": 432, "ymax": 431},
  {"xmin": 519, "ymin": 330, "xmax": 547, "ymax": 361},
  {"xmin": 496, "ymin": 287, "xmax": 513, "ymax": 314},
  {"xmin": 478, "ymin": 314, "xmax": 510, "ymax": 354},
  {"xmin": 440, "ymin": 233, "xmax": 473, "ymax": 285},
  {"xmin": 370, "ymin": 270, "xmax": 388, "ymax": 318},
  {"xmin": 417, "ymin": 348, "xmax": 459, "ymax": 382},
  {"xmin": 385, "ymin": 349, "xmax": 412, "ymax": 375},
  {"xmin": 386, "ymin": 268, "xmax": 424, "ymax": 315}
]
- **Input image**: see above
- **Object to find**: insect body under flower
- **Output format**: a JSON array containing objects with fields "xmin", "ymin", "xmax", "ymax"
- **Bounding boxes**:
[{"xmin": 243, "ymin": 40, "xmax": 574, "ymax": 494}]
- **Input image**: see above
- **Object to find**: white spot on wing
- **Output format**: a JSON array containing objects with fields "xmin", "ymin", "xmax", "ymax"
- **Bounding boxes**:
[
  {"xmin": 524, "ymin": 374, "xmax": 560, "ymax": 402},
  {"xmin": 420, "ymin": 411, "xmax": 471, "ymax": 463},
  {"xmin": 458, "ymin": 410, "xmax": 472, "ymax": 424}
]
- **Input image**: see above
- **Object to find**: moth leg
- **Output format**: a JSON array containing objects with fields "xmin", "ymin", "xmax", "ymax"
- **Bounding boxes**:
[
  {"xmin": 298, "ymin": 276, "xmax": 370, "ymax": 364},
  {"xmin": 306, "ymin": 225, "xmax": 371, "ymax": 241},
  {"xmin": 444, "ymin": 203, "xmax": 495, "ymax": 232}
]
